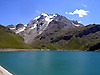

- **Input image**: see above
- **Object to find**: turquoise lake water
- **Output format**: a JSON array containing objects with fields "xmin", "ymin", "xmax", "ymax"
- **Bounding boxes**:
[{"xmin": 0, "ymin": 51, "xmax": 100, "ymax": 75}]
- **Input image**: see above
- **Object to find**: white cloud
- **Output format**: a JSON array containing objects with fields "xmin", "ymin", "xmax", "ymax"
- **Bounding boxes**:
[
  {"xmin": 69, "ymin": 12, "xmax": 74, "ymax": 15},
  {"xmin": 35, "ymin": 10, "xmax": 40, "ymax": 13},
  {"xmin": 82, "ymin": 4, "xmax": 87, "ymax": 7},
  {"xmin": 66, "ymin": 9, "xmax": 89, "ymax": 17}
]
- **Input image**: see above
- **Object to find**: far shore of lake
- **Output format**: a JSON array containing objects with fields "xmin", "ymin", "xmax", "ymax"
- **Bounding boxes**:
[
  {"xmin": 0, "ymin": 48, "xmax": 100, "ymax": 52},
  {"xmin": 0, "ymin": 48, "xmax": 90, "ymax": 52}
]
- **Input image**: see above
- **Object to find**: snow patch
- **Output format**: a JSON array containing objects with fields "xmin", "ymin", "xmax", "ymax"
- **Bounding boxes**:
[
  {"xmin": 30, "ymin": 27, "xmax": 34, "ymax": 29},
  {"xmin": 39, "ymin": 31, "xmax": 43, "ymax": 34},
  {"xmin": 44, "ymin": 14, "xmax": 56, "ymax": 23},
  {"xmin": 41, "ymin": 12, "xmax": 48, "ymax": 16},
  {"xmin": 16, "ymin": 27, "xmax": 26, "ymax": 34},
  {"xmin": 33, "ymin": 24, "xmax": 37, "ymax": 28},
  {"xmin": 71, "ymin": 22, "xmax": 80, "ymax": 27},
  {"xmin": 53, "ymin": 14, "xmax": 57, "ymax": 17},
  {"xmin": 75, "ymin": 25, "xmax": 80, "ymax": 27},
  {"xmin": 10, "ymin": 28, "xmax": 15, "ymax": 30},
  {"xmin": 30, "ymin": 24, "xmax": 37, "ymax": 29},
  {"xmin": 45, "ymin": 17, "xmax": 53, "ymax": 23}
]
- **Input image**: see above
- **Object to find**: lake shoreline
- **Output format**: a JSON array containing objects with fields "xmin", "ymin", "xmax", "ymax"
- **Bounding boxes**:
[
  {"xmin": 0, "ymin": 48, "xmax": 89, "ymax": 52},
  {"xmin": 0, "ymin": 48, "xmax": 99, "ymax": 52},
  {"xmin": 0, "ymin": 49, "xmax": 41, "ymax": 52}
]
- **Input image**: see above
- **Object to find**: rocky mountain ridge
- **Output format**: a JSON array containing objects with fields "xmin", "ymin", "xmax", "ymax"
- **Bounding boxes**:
[{"xmin": 7, "ymin": 12, "xmax": 83, "ymax": 44}]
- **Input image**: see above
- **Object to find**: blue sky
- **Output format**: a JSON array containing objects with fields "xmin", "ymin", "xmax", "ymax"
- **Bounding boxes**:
[{"xmin": 0, "ymin": 0, "xmax": 99, "ymax": 26}]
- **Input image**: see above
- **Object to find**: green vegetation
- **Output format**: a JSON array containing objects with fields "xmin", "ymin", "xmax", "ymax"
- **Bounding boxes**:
[{"xmin": 0, "ymin": 25, "xmax": 38, "ymax": 49}]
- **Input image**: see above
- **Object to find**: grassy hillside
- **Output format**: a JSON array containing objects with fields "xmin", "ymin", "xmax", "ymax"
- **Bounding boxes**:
[{"xmin": 0, "ymin": 25, "xmax": 38, "ymax": 49}]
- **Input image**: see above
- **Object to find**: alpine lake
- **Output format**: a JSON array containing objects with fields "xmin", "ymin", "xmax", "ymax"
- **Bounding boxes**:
[{"xmin": 0, "ymin": 50, "xmax": 100, "ymax": 75}]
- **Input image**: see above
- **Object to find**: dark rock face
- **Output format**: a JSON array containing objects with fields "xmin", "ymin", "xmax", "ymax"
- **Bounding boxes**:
[
  {"xmin": 89, "ymin": 43, "xmax": 100, "ymax": 51},
  {"xmin": 76, "ymin": 25, "xmax": 100, "ymax": 37},
  {"xmin": 72, "ymin": 20, "xmax": 84, "ymax": 27},
  {"xmin": 16, "ymin": 24, "xmax": 24, "ymax": 30}
]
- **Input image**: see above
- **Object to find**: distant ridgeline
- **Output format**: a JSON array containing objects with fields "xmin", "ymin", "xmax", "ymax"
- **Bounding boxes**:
[{"xmin": 0, "ymin": 12, "xmax": 99, "ymax": 51}]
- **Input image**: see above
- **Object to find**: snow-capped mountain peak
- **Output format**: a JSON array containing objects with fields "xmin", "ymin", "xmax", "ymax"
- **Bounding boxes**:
[
  {"xmin": 41, "ymin": 12, "xmax": 48, "ymax": 16},
  {"xmin": 7, "ymin": 12, "xmax": 84, "ymax": 44}
]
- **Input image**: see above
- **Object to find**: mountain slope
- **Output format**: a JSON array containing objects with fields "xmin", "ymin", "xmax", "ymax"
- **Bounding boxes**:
[
  {"xmin": 31, "ymin": 24, "xmax": 100, "ymax": 51},
  {"xmin": 7, "ymin": 12, "xmax": 83, "ymax": 44},
  {"xmin": 0, "ymin": 25, "xmax": 35, "ymax": 49}
]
